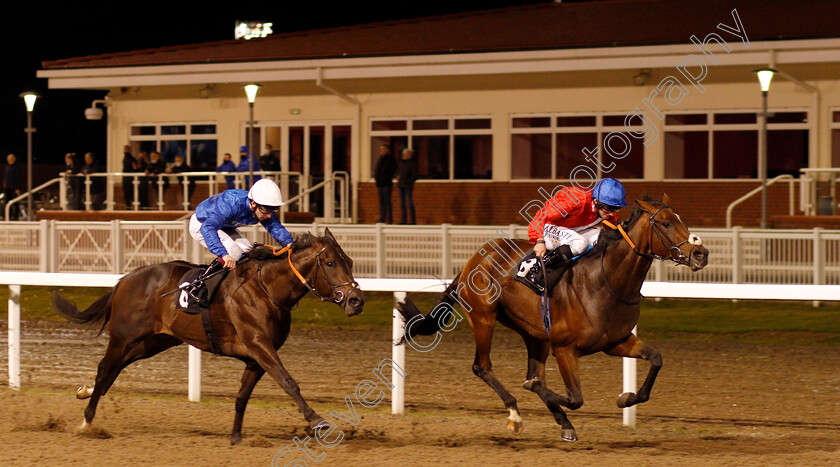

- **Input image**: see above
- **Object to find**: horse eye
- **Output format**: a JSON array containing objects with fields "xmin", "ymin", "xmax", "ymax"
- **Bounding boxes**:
[
  {"xmin": 662, "ymin": 222, "xmax": 671, "ymax": 228},
  {"xmin": 327, "ymin": 261, "xmax": 335, "ymax": 268}
]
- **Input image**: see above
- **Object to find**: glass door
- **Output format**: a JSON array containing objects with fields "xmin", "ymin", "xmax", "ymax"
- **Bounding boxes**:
[{"xmin": 254, "ymin": 121, "xmax": 351, "ymax": 220}]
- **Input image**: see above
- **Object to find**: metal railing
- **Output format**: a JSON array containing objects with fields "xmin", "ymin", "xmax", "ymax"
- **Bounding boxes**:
[
  {"xmin": 725, "ymin": 174, "xmax": 796, "ymax": 228},
  {"xmin": 7, "ymin": 170, "xmax": 352, "ymax": 223},
  {"xmin": 0, "ymin": 221, "xmax": 836, "ymax": 286},
  {"xmin": 799, "ymin": 168, "xmax": 840, "ymax": 215}
]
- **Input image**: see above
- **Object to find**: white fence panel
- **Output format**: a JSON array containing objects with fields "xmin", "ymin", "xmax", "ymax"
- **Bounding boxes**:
[{"xmin": 1, "ymin": 221, "xmax": 840, "ymax": 283}]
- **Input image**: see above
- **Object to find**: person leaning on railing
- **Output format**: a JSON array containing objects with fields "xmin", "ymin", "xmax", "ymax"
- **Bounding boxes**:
[
  {"xmin": 216, "ymin": 153, "xmax": 236, "ymax": 190},
  {"xmin": 81, "ymin": 152, "xmax": 106, "ymax": 210},
  {"xmin": 64, "ymin": 152, "xmax": 83, "ymax": 210},
  {"xmin": 166, "ymin": 155, "xmax": 196, "ymax": 209}
]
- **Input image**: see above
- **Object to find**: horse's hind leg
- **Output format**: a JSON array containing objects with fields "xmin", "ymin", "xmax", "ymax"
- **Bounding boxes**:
[
  {"xmin": 604, "ymin": 334, "xmax": 662, "ymax": 408},
  {"xmin": 470, "ymin": 321, "xmax": 523, "ymax": 434},
  {"xmin": 521, "ymin": 338, "xmax": 579, "ymax": 442},
  {"xmin": 231, "ymin": 360, "xmax": 265, "ymax": 445},
  {"xmin": 81, "ymin": 334, "xmax": 181, "ymax": 429}
]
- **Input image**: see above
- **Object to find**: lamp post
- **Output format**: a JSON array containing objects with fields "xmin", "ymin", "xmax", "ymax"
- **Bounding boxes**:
[
  {"xmin": 244, "ymin": 84, "xmax": 261, "ymax": 187},
  {"xmin": 20, "ymin": 92, "xmax": 39, "ymax": 221},
  {"xmin": 753, "ymin": 68, "xmax": 777, "ymax": 229}
]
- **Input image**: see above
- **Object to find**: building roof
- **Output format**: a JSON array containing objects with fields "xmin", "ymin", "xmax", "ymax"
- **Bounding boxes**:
[{"xmin": 42, "ymin": 0, "xmax": 840, "ymax": 70}]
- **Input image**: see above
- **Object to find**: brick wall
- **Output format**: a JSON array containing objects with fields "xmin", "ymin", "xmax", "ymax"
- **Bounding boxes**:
[{"xmin": 359, "ymin": 181, "xmax": 797, "ymax": 228}]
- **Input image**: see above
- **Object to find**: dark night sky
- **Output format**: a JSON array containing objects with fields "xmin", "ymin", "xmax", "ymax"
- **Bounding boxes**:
[{"xmin": 0, "ymin": 0, "xmax": 555, "ymax": 168}]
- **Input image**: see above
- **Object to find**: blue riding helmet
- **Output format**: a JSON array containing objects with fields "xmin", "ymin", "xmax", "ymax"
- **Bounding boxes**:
[{"xmin": 592, "ymin": 178, "xmax": 628, "ymax": 207}]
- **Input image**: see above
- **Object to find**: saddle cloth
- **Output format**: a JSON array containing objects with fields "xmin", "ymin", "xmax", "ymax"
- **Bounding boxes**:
[
  {"xmin": 510, "ymin": 246, "xmax": 592, "ymax": 295},
  {"xmin": 175, "ymin": 266, "xmax": 228, "ymax": 315}
]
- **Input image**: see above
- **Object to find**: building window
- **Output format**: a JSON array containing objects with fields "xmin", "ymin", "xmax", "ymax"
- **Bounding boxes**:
[
  {"xmin": 511, "ymin": 113, "xmax": 645, "ymax": 180},
  {"xmin": 664, "ymin": 111, "xmax": 808, "ymax": 179},
  {"xmin": 129, "ymin": 123, "xmax": 218, "ymax": 168},
  {"xmin": 370, "ymin": 117, "xmax": 492, "ymax": 180},
  {"xmin": 831, "ymin": 110, "xmax": 840, "ymax": 167}
]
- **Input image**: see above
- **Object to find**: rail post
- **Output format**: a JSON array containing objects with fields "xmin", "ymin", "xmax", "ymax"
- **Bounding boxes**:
[
  {"xmin": 813, "ymin": 227, "xmax": 825, "ymax": 307},
  {"xmin": 392, "ymin": 291, "xmax": 406, "ymax": 415},
  {"xmin": 188, "ymin": 346, "xmax": 201, "ymax": 402},
  {"xmin": 622, "ymin": 326, "xmax": 638, "ymax": 427},
  {"xmin": 8, "ymin": 284, "xmax": 21, "ymax": 390}
]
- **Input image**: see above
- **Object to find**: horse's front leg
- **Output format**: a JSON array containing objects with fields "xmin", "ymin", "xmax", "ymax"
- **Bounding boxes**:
[
  {"xmin": 604, "ymin": 334, "xmax": 662, "ymax": 408},
  {"xmin": 242, "ymin": 335, "xmax": 323, "ymax": 429}
]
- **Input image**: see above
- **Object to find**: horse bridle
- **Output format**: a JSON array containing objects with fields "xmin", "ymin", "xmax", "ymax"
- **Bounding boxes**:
[
  {"xmin": 257, "ymin": 244, "xmax": 359, "ymax": 307},
  {"xmin": 604, "ymin": 205, "xmax": 698, "ymax": 266},
  {"xmin": 600, "ymin": 204, "xmax": 700, "ymax": 305}
]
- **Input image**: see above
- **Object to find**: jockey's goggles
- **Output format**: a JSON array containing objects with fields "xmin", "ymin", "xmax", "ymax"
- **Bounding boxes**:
[
  {"xmin": 595, "ymin": 201, "xmax": 621, "ymax": 213},
  {"xmin": 256, "ymin": 204, "xmax": 280, "ymax": 214}
]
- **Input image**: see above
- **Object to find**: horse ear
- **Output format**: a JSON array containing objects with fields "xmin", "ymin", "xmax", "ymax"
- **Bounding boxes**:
[
  {"xmin": 635, "ymin": 198, "xmax": 656, "ymax": 213},
  {"xmin": 324, "ymin": 227, "xmax": 337, "ymax": 243},
  {"xmin": 663, "ymin": 193, "xmax": 671, "ymax": 205}
]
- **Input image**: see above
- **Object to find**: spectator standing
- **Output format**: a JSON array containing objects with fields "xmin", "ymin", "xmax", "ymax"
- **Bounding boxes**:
[
  {"xmin": 236, "ymin": 145, "xmax": 261, "ymax": 186},
  {"xmin": 216, "ymin": 153, "xmax": 237, "ymax": 190},
  {"xmin": 166, "ymin": 155, "xmax": 196, "ymax": 209},
  {"xmin": 64, "ymin": 152, "xmax": 83, "ymax": 210},
  {"xmin": 260, "ymin": 144, "xmax": 280, "ymax": 172},
  {"xmin": 3, "ymin": 154, "xmax": 23, "ymax": 220},
  {"xmin": 121, "ymin": 145, "xmax": 138, "ymax": 209},
  {"xmin": 135, "ymin": 152, "xmax": 149, "ymax": 208},
  {"xmin": 81, "ymin": 152, "xmax": 105, "ymax": 210},
  {"xmin": 373, "ymin": 144, "xmax": 396, "ymax": 223},
  {"xmin": 146, "ymin": 151, "xmax": 168, "ymax": 207},
  {"xmin": 397, "ymin": 148, "xmax": 418, "ymax": 225}
]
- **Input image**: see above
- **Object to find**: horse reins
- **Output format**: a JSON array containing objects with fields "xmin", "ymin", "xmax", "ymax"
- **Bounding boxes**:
[{"xmin": 259, "ymin": 244, "xmax": 359, "ymax": 307}]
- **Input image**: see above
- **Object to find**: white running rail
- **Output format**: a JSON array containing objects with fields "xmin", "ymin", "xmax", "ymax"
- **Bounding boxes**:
[{"xmin": 2, "ymin": 272, "xmax": 839, "ymax": 428}]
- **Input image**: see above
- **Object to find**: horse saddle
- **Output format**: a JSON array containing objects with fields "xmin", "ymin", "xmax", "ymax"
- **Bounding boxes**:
[
  {"xmin": 510, "ymin": 246, "xmax": 591, "ymax": 296},
  {"xmin": 175, "ymin": 266, "xmax": 228, "ymax": 315}
]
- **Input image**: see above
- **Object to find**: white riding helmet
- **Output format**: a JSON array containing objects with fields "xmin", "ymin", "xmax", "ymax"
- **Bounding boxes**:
[{"xmin": 247, "ymin": 179, "xmax": 285, "ymax": 207}]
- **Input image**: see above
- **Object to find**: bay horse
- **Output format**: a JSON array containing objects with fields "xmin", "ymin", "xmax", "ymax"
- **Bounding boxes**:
[
  {"xmin": 53, "ymin": 228, "xmax": 364, "ymax": 445},
  {"xmin": 398, "ymin": 195, "xmax": 708, "ymax": 442}
]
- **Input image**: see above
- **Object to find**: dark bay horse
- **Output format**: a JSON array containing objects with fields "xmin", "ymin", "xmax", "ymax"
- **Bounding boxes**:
[
  {"xmin": 398, "ymin": 195, "xmax": 708, "ymax": 442},
  {"xmin": 53, "ymin": 228, "xmax": 364, "ymax": 444}
]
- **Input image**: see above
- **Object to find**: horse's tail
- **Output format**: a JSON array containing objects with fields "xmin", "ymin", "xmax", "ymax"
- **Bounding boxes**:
[
  {"xmin": 53, "ymin": 285, "xmax": 117, "ymax": 336},
  {"xmin": 396, "ymin": 272, "xmax": 461, "ymax": 345}
]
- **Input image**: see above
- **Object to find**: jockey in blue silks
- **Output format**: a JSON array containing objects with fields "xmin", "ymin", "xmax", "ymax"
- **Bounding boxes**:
[{"xmin": 184, "ymin": 179, "xmax": 293, "ymax": 297}]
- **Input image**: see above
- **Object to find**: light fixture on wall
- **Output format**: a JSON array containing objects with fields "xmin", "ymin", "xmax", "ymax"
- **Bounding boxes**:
[
  {"xmin": 84, "ymin": 99, "xmax": 108, "ymax": 120},
  {"xmin": 633, "ymin": 69, "xmax": 651, "ymax": 86},
  {"xmin": 199, "ymin": 85, "xmax": 215, "ymax": 99}
]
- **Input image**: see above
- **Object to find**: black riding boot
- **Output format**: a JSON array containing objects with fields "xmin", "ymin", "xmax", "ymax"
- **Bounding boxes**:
[
  {"xmin": 184, "ymin": 257, "xmax": 224, "ymax": 302},
  {"xmin": 530, "ymin": 245, "xmax": 575, "ymax": 295}
]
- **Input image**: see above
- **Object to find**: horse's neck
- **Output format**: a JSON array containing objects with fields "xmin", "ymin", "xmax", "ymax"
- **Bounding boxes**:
[
  {"xmin": 260, "ymin": 254, "xmax": 314, "ymax": 309},
  {"xmin": 601, "ymin": 221, "xmax": 654, "ymax": 300}
]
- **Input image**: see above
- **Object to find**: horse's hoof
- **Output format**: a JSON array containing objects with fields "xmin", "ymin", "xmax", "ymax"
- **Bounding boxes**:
[
  {"xmin": 617, "ymin": 392, "xmax": 636, "ymax": 408},
  {"xmin": 522, "ymin": 378, "xmax": 539, "ymax": 391},
  {"xmin": 77, "ymin": 419, "xmax": 90, "ymax": 432},
  {"xmin": 506, "ymin": 419, "xmax": 524, "ymax": 435},
  {"xmin": 76, "ymin": 385, "xmax": 94, "ymax": 400},
  {"xmin": 304, "ymin": 417, "xmax": 326, "ymax": 435},
  {"xmin": 230, "ymin": 435, "xmax": 242, "ymax": 446},
  {"xmin": 561, "ymin": 428, "xmax": 578, "ymax": 442}
]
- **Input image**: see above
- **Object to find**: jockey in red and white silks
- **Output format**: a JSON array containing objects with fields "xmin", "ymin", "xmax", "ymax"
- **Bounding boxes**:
[{"xmin": 528, "ymin": 178, "xmax": 628, "ymax": 259}]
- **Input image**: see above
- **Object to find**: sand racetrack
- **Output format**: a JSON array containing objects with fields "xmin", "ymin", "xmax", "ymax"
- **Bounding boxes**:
[{"xmin": 1, "ymin": 319, "xmax": 839, "ymax": 466}]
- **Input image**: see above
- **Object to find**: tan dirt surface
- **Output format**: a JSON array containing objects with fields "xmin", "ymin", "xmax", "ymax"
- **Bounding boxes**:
[{"xmin": 1, "ymin": 320, "xmax": 839, "ymax": 466}]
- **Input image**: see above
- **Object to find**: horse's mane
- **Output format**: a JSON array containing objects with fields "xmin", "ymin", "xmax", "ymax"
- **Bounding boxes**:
[
  {"xmin": 246, "ymin": 232, "xmax": 336, "ymax": 261},
  {"xmin": 585, "ymin": 195, "xmax": 666, "ymax": 258}
]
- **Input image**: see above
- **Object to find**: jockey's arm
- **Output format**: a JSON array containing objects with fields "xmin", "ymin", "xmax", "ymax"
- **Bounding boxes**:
[
  {"xmin": 261, "ymin": 215, "xmax": 294, "ymax": 247},
  {"xmin": 199, "ymin": 207, "xmax": 236, "ymax": 261}
]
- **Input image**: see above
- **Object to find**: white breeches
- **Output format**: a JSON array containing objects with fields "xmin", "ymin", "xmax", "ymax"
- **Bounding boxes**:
[
  {"xmin": 542, "ymin": 224, "xmax": 601, "ymax": 256},
  {"xmin": 189, "ymin": 214, "xmax": 253, "ymax": 260}
]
